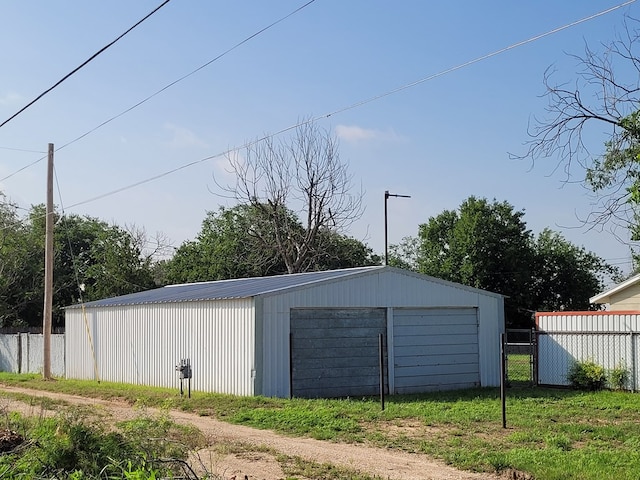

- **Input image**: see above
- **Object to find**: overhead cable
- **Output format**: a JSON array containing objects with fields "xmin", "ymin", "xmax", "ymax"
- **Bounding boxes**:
[
  {"xmin": 0, "ymin": 0, "xmax": 317, "ymax": 183},
  {"xmin": 0, "ymin": 0, "xmax": 172, "ymax": 130},
  {"xmin": 65, "ymin": 0, "xmax": 638, "ymax": 210}
]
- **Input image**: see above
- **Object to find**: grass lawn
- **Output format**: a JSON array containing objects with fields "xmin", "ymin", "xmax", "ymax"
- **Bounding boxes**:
[
  {"xmin": 506, "ymin": 353, "xmax": 533, "ymax": 385},
  {"xmin": 1, "ymin": 373, "xmax": 639, "ymax": 480}
]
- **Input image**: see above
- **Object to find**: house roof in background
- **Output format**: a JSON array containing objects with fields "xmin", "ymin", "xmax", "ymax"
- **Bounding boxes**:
[{"xmin": 590, "ymin": 273, "xmax": 640, "ymax": 304}]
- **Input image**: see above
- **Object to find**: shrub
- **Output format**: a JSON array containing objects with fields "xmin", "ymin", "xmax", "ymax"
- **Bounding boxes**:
[
  {"xmin": 567, "ymin": 360, "xmax": 606, "ymax": 390},
  {"xmin": 609, "ymin": 364, "xmax": 629, "ymax": 391},
  {"xmin": 1, "ymin": 407, "xmax": 201, "ymax": 479}
]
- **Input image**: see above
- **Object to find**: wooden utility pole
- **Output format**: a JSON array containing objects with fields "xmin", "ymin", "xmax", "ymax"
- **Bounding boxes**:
[{"xmin": 43, "ymin": 143, "xmax": 54, "ymax": 380}]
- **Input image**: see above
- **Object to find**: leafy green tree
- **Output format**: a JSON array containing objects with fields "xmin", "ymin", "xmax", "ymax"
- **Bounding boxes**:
[
  {"xmin": 166, "ymin": 205, "xmax": 288, "ymax": 283},
  {"xmin": 531, "ymin": 228, "xmax": 619, "ymax": 312},
  {"xmin": 0, "ymin": 195, "xmax": 40, "ymax": 327},
  {"xmin": 0, "ymin": 199, "xmax": 157, "ymax": 327},
  {"xmin": 165, "ymin": 204, "xmax": 379, "ymax": 284},
  {"xmin": 393, "ymin": 197, "xmax": 617, "ymax": 327},
  {"xmin": 414, "ymin": 197, "xmax": 535, "ymax": 327}
]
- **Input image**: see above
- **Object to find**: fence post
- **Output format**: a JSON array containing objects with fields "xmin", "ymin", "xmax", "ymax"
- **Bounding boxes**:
[
  {"xmin": 379, "ymin": 333, "xmax": 385, "ymax": 411},
  {"xmin": 531, "ymin": 327, "xmax": 538, "ymax": 386},
  {"xmin": 500, "ymin": 332, "xmax": 506, "ymax": 429},
  {"xmin": 632, "ymin": 332, "xmax": 637, "ymax": 392},
  {"xmin": 16, "ymin": 333, "xmax": 22, "ymax": 374}
]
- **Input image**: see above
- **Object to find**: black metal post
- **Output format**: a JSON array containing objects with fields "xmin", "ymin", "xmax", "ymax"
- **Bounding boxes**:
[
  {"xmin": 289, "ymin": 332, "xmax": 294, "ymax": 399},
  {"xmin": 500, "ymin": 332, "xmax": 506, "ymax": 429},
  {"xmin": 384, "ymin": 190, "xmax": 411, "ymax": 265},
  {"xmin": 384, "ymin": 191, "xmax": 389, "ymax": 265},
  {"xmin": 379, "ymin": 333, "xmax": 385, "ymax": 411}
]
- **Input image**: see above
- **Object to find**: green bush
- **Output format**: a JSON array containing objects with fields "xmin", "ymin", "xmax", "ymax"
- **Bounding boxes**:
[
  {"xmin": 609, "ymin": 364, "xmax": 629, "ymax": 391},
  {"xmin": 567, "ymin": 360, "xmax": 606, "ymax": 391}
]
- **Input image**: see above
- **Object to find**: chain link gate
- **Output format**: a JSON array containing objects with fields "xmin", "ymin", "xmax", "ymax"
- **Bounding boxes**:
[{"xmin": 505, "ymin": 329, "xmax": 537, "ymax": 387}]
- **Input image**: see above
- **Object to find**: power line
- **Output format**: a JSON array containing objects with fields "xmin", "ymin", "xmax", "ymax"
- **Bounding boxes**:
[
  {"xmin": 0, "ymin": 146, "xmax": 46, "ymax": 154},
  {"xmin": 0, "ymin": 0, "xmax": 172, "ymax": 130},
  {"xmin": 65, "ymin": 0, "xmax": 638, "ymax": 210},
  {"xmin": 0, "ymin": 0, "xmax": 317, "ymax": 184}
]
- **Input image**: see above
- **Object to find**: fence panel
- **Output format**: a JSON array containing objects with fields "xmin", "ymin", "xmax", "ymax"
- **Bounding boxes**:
[
  {"xmin": 536, "ymin": 312, "xmax": 640, "ymax": 390},
  {"xmin": 0, "ymin": 333, "xmax": 65, "ymax": 376}
]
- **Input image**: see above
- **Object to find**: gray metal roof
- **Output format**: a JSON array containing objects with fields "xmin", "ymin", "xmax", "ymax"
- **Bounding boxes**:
[{"xmin": 67, "ymin": 266, "xmax": 384, "ymax": 308}]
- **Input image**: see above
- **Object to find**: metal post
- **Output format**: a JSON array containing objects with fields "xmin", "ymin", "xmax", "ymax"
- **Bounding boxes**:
[
  {"xmin": 289, "ymin": 332, "xmax": 294, "ymax": 399},
  {"xmin": 379, "ymin": 333, "xmax": 385, "ymax": 411},
  {"xmin": 384, "ymin": 191, "xmax": 389, "ymax": 265},
  {"xmin": 500, "ymin": 332, "xmax": 507, "ymax": 429},
  {"xmin": 384, "ymin": 190, "xmax": 411, "ymax": 266}
]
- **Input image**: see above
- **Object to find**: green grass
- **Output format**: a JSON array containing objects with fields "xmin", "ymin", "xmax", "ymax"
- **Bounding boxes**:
[
  {"xmin": 506, "ymin": 353, "xmax": 533, "ymax": 384},
  {"xmin": 2, "ymin": 373, "xmax": 640, "ymax": 479}
]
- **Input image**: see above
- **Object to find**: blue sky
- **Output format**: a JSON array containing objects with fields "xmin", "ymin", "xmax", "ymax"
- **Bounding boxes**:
[{"xmin": 0, "ymin": 1, "xmax": 638, "ymax": 279}]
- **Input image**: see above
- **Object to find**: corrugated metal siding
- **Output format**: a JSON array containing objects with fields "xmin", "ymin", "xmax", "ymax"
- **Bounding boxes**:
[
  {"xmin": 260, "ymin": 269, "xmax": 504, "ymax": 397},
  {"xmin": 393, "ymin": 308, "xmax": 479, "ymax": 393},
  {"xmin": 536, "ymin": 312, "xmax": 640, "ymax": 389},
  {"xmin": 66, "ymin": 299, "xmax": 255, "ymax": 396}
]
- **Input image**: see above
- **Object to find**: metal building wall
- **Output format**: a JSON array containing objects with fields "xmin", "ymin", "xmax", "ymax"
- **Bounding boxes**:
[
  {"xmin": 259, "ymin": 269, "xmax": 504, "ymax": 397},
  {"xmin": 66, "ymin": 298, "xmax": 256, "ymax": 395},
  {"xmin": 536, "ymin": 312, "xmax": 640, "ymax": 389}
]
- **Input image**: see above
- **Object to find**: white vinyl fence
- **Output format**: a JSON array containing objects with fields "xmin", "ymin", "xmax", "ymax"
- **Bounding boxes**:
[
  {"xmin": 536, "ymin": 312, "xmax": 640, "ymax": 391},
  {"xmin": 0, "ymin": 333, "xmax": 65, "ymax": 377}
]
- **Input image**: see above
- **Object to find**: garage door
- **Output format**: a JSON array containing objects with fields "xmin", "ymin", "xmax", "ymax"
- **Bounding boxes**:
[
  {"xmin": 290, "ymin": 308, "xmax": 386, "ymax": 398},
  {"xmin": 393, "ymin": 308, "xmax": 479, "ymax": 393}
]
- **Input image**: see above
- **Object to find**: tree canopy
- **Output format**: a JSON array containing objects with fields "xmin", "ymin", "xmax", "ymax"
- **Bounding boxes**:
[
  {"xmin": 165, "ymin": 204, "xmax": 380, "ymax": 284},
  {"xmin": 390, "ymin": 196, "xmax": 618, "ymax": 327},
  {"xmin": 0, "ymin": 197, "xmax": 157, "ymax": 328}
]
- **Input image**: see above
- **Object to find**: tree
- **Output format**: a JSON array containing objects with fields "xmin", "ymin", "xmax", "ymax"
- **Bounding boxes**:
[
  {"xmin": 392, "ymin": 197, "xmax": 617, "ymax": 327},
  {"xmin": 166, "ymin": 205, "xmax": 287, "ymax": 283},
  {"xmin": 531, "ymin": 228, "xmax": 620, "ymax": 312},
  {"xmin": 0, "ymin": 201, "xmax": 158, "ymax": 328},
  {"xmin": 218, "ymin": 121, "xmax": 364, "ymax": 273},
  {"xmin": 165, "ymin": 204, "xmax": 379, "ymax": 284},
  {"xmin": 413, "ymin": 197, "xmax": 535, "ymax": 327},
  {"xmin": 518, "ymin": 17, "xmax": 640, "ymax": 243},
  {"xmin": 0, "ymin": 194, "xmax": 40, "ymax": 327}
]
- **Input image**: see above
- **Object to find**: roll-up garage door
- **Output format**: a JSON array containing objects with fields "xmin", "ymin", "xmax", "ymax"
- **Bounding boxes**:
[
  {"xmin": 290, "ymin": 308, "xmax": 386, "ymax": 398},
  {"xmin": 393, "ymin": 307, "xmax": 479, "ymax": 393}
]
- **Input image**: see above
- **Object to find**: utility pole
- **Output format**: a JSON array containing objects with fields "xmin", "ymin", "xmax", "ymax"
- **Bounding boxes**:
[
  {"xmin": 43, "ymin": 143, "xmax": 54, "ymax": 380},
  {"xmin": 384, "ymin": 190, "xmax": 411, "ymax": 265}
]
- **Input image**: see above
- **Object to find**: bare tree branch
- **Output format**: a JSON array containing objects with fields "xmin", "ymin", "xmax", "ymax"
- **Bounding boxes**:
[
  {"xmin": 217, "ymin": 120, "xmax": 364, "ymax": 273},
  {"xmin": 513, "ymin": 16, "xmax": 640, "ymax": 240}
]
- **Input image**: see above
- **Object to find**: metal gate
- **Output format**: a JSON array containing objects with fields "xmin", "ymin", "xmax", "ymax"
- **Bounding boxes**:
[{"xmin": 504, "ymin": 329, "xmax": 537, "ymax": 386}]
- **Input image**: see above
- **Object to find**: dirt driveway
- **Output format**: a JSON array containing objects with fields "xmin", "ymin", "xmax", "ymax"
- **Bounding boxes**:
[{"xmin": 1, "ymin": 386, "xmax": 501, "ymax": 480}]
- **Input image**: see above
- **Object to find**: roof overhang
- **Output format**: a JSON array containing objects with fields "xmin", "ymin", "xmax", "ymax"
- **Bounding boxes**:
[{"xmin": 590, "ymin": 273, "xmax": 640, "ymax": 304}]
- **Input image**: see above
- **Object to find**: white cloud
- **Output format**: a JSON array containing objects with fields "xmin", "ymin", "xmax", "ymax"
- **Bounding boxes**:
[
  {"xmin": 335, "ymin": 124, "xmax": 402, "ymax": 143},
  {"xmin": 0, "ymin": 92, "xmax": 22, "ymax": 106},
  {"xmin": 163, "ymin": 123, "xmax": 208, "ymax": 149}
]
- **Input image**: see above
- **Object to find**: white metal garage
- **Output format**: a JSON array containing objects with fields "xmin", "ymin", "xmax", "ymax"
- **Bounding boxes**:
[{"xmin": 65, "ymin": 266, "xmax": 504, "ymax": 398}]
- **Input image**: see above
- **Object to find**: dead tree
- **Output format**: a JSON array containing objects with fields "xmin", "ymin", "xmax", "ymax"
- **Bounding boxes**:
[{"xmin": 219, "ymin": 121, "xmax": 364, "ymax": 273}]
